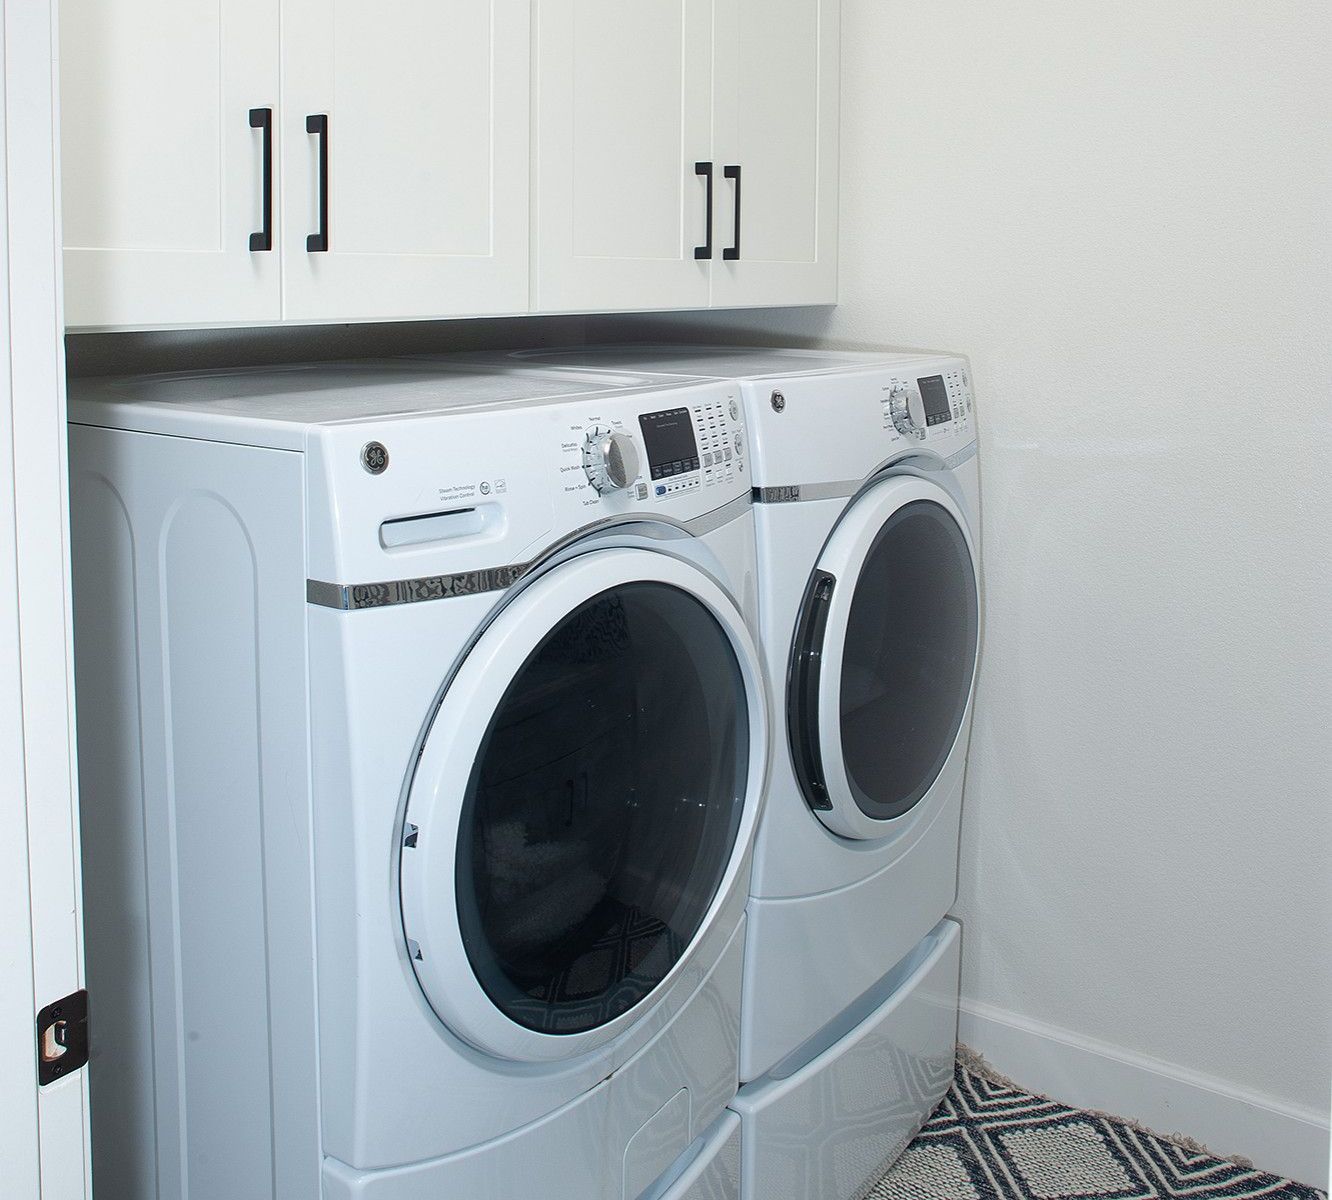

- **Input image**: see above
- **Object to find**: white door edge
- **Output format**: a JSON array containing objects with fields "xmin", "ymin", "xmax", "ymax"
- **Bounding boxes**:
[{"xmin": 1, "ymin": 1, "xmax": 92, "ymax": 1194}]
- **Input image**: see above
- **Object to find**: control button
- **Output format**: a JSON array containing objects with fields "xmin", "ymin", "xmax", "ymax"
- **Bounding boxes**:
[
  {"xmin": 655, "ymin": 485, "xmax": 666, "ymax": 496},
  {"xmin": 703, "ymin": 452, "xmax": 713, "ymax": 466},
  {"xmin": 723, "ymin": 448, "xmax": 733, "ymax": 462},
  {"xmin": 733, "ymin": 432, "xmax": 744, "ymax": 457},
  {"xmin": 729, "ymin": 398, "xmax": 740, "ymax": 420}
]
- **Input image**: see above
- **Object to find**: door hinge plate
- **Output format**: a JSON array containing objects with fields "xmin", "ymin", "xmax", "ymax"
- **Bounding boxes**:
[{"xmin": 36, "ymin": 988, "xmax": 88, "ymax": 1085}]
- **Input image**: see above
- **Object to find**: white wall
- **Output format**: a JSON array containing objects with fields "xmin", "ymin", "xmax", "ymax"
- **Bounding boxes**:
[{"xmin": 594, "ymin": 0, "xmax": 1332, "ymax": 1184}]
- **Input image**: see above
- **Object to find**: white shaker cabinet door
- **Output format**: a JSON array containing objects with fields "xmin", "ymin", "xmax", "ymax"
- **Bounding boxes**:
[
  {"xmin": 532, "ymin": 0, "xmax": 714, "ymax": 313},
  {"xmin": 60, "ymin": 0, "xmax": 282, "ymax": 329},
  {"xmin": 280, "ymin": 0, "xmax": 530, "ymax": 321},
  {"xmin": 710, "ymin": 0, "xmax": 838, "ymax": 308}
]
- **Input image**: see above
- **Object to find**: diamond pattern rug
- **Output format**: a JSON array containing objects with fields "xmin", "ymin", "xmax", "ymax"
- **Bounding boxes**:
[{"xmin": 870, "ymin": 1060, "xmax": 1326, "ymax": 1200}]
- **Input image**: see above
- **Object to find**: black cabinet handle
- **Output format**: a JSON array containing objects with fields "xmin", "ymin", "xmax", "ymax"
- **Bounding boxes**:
[
  {"xmin": 694, "ymin": 161, "xmax": 714, "ymax": 260},
  {"xmin": 248, "ymin": 108, "xmax": 272, "ymax": 252},
  {"xmin": 306, "ymin": 114, "xmax": 329, "ymax": 253},
  {"xmin": 723, "ymin": 164, "xmax": 741, "ymax": 260}
]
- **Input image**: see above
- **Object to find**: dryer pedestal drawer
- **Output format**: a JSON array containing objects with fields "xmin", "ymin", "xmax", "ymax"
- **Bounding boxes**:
[{"xmin": 730, "ymin": 919, "xmax": 960, "ymax": 1200}]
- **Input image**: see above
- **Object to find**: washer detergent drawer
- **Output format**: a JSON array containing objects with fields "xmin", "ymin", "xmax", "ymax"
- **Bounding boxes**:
[{"xmin": 730, "ymin": 919, "xmax": 960, "ymax": 1200}]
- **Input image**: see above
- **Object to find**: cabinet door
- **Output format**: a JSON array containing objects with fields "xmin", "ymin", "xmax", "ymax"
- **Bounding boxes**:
[
  {"xmin": 280, "ymin": 0, "xmax": 529, "ymax": 321},
  {"xmin": 533, "ymin": 0, "xmax": 714, "ymax": 313},
  {"xmin": 710, "ymin": 0, "xmax": 838, "ymax": 308},
  {"xmin": 60, "ymin": 0, "xmax": 281, "ymax": 330}
]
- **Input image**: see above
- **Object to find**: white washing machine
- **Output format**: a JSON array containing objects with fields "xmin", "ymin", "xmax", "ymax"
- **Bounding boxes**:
[
  {"xmin": 68, "ymin": 361, "xmax": 770, "ymax": 1200},
  {"xmin": 477, "ymin": 345, "xmax": 980, "ymax": 1200}
]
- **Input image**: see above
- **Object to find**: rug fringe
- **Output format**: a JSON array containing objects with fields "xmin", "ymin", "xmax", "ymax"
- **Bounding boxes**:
[{"xmin": 955, "ymin": 1043, "xmax": 1257, "ymax": 1170}]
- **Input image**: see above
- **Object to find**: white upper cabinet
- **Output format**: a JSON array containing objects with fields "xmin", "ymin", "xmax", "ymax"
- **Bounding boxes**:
[
  {"xmin": 532, "ymin": 0, "xmax": 715, "ymax": 313},
  {"xmin": 57, "ymin": 0, "xmax": 836, "ymax": 328},
  {"xmin": 710, "ymin": 0, "xmax": 838, "ymax": 307},
  {"xmin": 531, "ymin": 0, "xmax": 836, "ymax": 315},
  {"xmin": 60, "ymin": 0, "xmax": 281, "ymax": 329},
  {"xmin": 279, "ymin": 0, "xmax": 530, "ymax": 321}
]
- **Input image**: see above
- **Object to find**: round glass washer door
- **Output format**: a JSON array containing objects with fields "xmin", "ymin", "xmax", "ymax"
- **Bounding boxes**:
[
  {"xmin": 787, "ymin": 475, "xmax": 979, "ymax": 840},
  {"xmin": 399, "ymin": 546, "xmax": 767, "ymax": 1063}
]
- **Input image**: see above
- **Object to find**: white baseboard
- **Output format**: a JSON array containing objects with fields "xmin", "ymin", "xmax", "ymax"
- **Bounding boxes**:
[{"xmin": 959, "ymin": 997, "xmax": 1330, "ymax": 1191}]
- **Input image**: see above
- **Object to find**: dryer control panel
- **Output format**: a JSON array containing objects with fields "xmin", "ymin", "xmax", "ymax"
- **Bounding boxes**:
[
  {"xmin": 737, "ymin": 354, "xmax": 977, "ymax": 489},
  {"xmin": 883, "ymin": 365, "xmax": 975, "ymax": 442}
]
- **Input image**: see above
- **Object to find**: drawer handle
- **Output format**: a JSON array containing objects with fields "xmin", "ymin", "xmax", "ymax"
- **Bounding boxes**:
[
  {"xmin": 723, "ymin": 164, "xmax": 741, "ymax": 260},
  {"xmin": 306, "ymin": 114, "xmax": 329, "ymax": 253},
  {"xmin": 694, "ymin": 161, "xmax": 713, "ymax": 260},
  {"xmin": 248, "ymin": 108, "xmax": 273, "ymax": 252}
]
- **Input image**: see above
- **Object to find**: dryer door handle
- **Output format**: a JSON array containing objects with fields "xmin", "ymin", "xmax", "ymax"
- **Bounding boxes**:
[{"xmin": 786, "ymin": 568, "xmax": 836, "ymax": 812}]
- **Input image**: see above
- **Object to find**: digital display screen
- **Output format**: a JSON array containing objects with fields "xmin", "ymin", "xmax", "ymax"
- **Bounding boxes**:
[
  {"xmin": 638, "ymin": 408, "xmax": 699, "ymax": 480},
  {"xmin": 917, "ymin": 376, "xmax": 952, "ymax": 427}
]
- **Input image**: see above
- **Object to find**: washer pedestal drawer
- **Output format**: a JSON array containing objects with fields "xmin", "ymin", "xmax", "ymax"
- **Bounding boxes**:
[
  {"xmin": 641, "ymin": 1112, "xmax": 741, "ymax": 1200},
  {"xmin": 729, "ymin": 919, "xmax": 960, "ymax": 1200}
]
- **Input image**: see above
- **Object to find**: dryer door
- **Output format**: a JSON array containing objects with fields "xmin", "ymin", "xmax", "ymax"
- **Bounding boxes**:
[
  {"xmin": 788, "ymin": 475, "xmax": 979, "ymax": 840},
  {"xmin": 399, "ymin": 546, "xmax": 766, "ymax": 1063}
]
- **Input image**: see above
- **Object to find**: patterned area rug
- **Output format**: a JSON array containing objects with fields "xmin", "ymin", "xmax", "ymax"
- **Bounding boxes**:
[{"xmin": 871, "ymin": 1059, "xmax": 1326, "ymax": 1200}]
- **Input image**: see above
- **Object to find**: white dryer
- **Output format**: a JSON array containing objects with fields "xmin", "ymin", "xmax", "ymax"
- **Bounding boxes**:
[
  {"xmin": 479, "ymin": 345, "xmax": 980, "ymax": 1200},
  {"xmin": 68, "ymin": 362, "xmax": 769, "ymax": 1200}
]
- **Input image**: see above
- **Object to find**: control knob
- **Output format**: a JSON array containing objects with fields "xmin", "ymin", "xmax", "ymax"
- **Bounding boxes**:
[
  {"xmin": 582, "ymin": 427, "xmax": 640, "ymax": 494},
  {"xmin": 887, "ymin": 382, "xmax": 926, "ymax": 441}
]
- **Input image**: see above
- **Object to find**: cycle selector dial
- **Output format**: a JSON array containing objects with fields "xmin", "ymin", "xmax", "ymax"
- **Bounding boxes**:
[
  {"xmin": 582, "ymin": 427, "xmax": 640, "ymax": 494},
  {"xmin": 887, "ymin": 382, "xmax": 926, "ymax": 441}
]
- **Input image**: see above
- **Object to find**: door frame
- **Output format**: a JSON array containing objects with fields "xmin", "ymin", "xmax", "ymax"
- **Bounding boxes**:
[{"xmin": 0, "ymin": 0, "xmax": 91, "ymax": 1194}]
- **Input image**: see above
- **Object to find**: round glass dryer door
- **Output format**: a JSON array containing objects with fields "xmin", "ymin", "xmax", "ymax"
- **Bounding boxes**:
[
  {"xmin": 399, "ymin": 547, "xmax": 765, "ymax": 1063},
  {"xmin": 787, "ymin": 475, "xmax": 979, "ymax": 840}
]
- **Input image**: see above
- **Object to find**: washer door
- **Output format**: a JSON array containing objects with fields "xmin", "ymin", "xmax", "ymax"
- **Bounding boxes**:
[
  {"xmin": 787, "ymin": 475, "xmax": 979, "ymax": 840},
  {"xmin": 400, "ymin": 546, "xmax": 765, "ymax": 1063}
]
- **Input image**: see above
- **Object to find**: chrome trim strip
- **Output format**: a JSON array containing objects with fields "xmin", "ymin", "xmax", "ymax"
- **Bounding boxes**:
[
  {"xmin": 682, "ymin": 491, "xmax": 750, "ymax": 536},
  {"xmin": 753, "ymin": 442, "xmax": 977, "ymax": 506},
  {"xmin": 753, "ymin": 479, "xmax": 860, "ymax": 504},
  {"xmin": 307, "ymin": 562, "xmax": 533, "ymax": 611},
  {"xmin": 305, "ymin": 579, "xmax": 347, "ymax": 609},
  {"xmin": 943, "ymin": 441, "xmax": 978, "ymax": 470},
  {"xmin": 307, "ymin": 491, "xmax": 752, "ymax": 611}
]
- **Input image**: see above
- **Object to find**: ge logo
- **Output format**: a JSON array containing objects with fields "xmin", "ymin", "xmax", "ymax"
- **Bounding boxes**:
[
  {"xmin": 479, "ymin": 481, "xmax": 492, "ymax": 495},
  {"xmin": 361, "ymin": 442, "xmax": 389, "ymax": 475}
]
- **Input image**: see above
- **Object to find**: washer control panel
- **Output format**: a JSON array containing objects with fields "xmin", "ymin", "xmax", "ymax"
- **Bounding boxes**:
[
  {"xmin": 552, "ymin": 382, "xmax": 748, "ymax": 519},
  {"xmin": 638, "ymin": 394, "xmax": 745, "ymax": 498}
]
